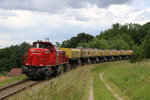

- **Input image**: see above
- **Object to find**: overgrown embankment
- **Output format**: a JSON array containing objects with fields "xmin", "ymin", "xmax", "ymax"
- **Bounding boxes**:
[
  {"xmin": 92, "ymin": 60, "xmax": 150, "ymax": 100},
  {"xmin": 10, "ymin": 60, "xmax": 150, "ymax": 100},
  {"xmin": 10, "ymin": 65, "xmax": 93, "ymax": 100}
]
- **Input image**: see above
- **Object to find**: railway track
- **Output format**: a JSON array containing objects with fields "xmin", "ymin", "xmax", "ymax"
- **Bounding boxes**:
[{"xmin": 0, "ymin": 78, "xmax": 40, "ymax": 100}]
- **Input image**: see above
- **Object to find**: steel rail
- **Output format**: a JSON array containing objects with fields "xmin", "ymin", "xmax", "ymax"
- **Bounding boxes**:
[{"xmin": 0, "ymin": 78, "xmax": 40, "ymax": 100}]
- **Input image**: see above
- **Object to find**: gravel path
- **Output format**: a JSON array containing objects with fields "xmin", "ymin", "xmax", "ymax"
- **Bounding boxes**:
[
  {"xmin": 88, "ymin": 78, "xmax": 94, "ymax": 100},
  {"xmin": 99, "ymin": 72, "xmax": 124, "ymax": 100}
]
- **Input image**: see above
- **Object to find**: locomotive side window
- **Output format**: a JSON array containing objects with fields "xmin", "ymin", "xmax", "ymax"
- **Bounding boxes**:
[{"xmin": 33, "ymin": 43, "xmax": 50, "ymax": 49}]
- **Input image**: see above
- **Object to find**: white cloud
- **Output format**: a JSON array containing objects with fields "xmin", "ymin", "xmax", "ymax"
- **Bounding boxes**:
[
  {"xmin": 0, "ymin": 0, "xmax": 133, "ymax": 13},
  {"xmin": 0, "ymin": 33, "xmax": 12, "ymax": 47},
  {"xmin": 0, "ymin": 0, "xmax": 150, "ymax": 48},
  {"xmin": 0, "ymin": 10, "xmax": 36, "ymax": 29},
  {"xmin": 0, "ymin": 33, "xmax": 11, "ymax": 39}
]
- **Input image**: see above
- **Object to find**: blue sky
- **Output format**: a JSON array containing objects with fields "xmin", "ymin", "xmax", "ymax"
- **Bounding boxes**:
[{"xmin": 0, "ymin": 0, "xmax": 150, "ymax": 48}]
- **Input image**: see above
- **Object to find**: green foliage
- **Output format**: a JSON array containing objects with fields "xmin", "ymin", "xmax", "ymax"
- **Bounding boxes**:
[
  {"xmin": 131, "ymin": 22, "xmax": 150, "ymax": 61},
  {"xmin": 131, "ymin": 46, "xmax": 143, "ymax": 62},
  {"xmin": 140, "ymin": 22, "xmax": 150, "ymax": 40},
  {"xmin": 109, "ymin": 38, "xmax": 130, "ymax": 50},
  {"xmin": 61, "ymin": 40, "xmax": 70, "ymax": 47},
  {"xmin": 88, "ymin": 38, "xmax": 109, "ymax": 49},
  {"xmin": 0, "ymin": 42, "xmax": 31, "ymax": 73},
  {"xmin": 141, "ymin": 32, "xmax": 150, "ymax": 58},
  {"xmin": 61, "ymin": 33, "xmax": 94, "ymax": 48},
  {"xmin": 78, "ymin": 42, "xmax": 89, "ymax": 48}
]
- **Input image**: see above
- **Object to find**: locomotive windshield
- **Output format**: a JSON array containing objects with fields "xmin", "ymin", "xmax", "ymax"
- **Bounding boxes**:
[{"xmin": 33, "ymin": 43, "xmax": 50, "ymax": 49}]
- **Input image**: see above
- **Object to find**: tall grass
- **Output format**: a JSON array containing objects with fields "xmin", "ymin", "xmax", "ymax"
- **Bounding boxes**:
[
  {"xmin": 105, "ymin": 60, "xmax": 150, "ymax": 100},
  {"xmin": 10, "ymin": 65, "xmax": 93, "ymax": 100},
  {"xmin": 91, "ymin": 60, "xmax": 150, "ymax": 100},
  {"xmin": 10, "ymin": 60, "xmax": 150, "ymax": 100}
]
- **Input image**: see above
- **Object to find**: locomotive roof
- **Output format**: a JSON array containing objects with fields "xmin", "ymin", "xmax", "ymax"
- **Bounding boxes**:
[{"xmin": 33, "ymin": 41, "xmax": 54, "ymax": 45}]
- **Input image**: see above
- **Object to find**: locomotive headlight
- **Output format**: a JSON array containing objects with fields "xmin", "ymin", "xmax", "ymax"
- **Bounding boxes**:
[{"xmin": 31, "ymin": 50, "xmax": 35, "ymax": 52}]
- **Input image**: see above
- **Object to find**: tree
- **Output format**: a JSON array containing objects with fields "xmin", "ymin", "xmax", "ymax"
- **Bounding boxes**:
[
  {"xmin": 61, "ymin": 40, "xmax": 70, "ymax": 47},
  {"xmin": 0, "ymin": 42, "xmax": 31, "ymax": 73},
  {"xmin": 88, "ymin": 38, "xmax": 109, "ymax": 49},
  {"xmin": 140, "ymin": 22, "xmax": 150, "ymax": 40},
  {"xmin": 141, "ymin": 32, "xmax": 150, "ymax": 58},
  {"xmin": 109, "ymin": 38, "xmax": 130, "ymax": 50},
  {"xmin": 131, "ymin": 45, "xmax": 143, "ymax": 62},
  {"xmin": 112, "ymin": 23, "xmax": 121, "ymax": 29},
  {"xmin": 61, "ymin": 33, "xmax": 94, "ymax": 48}
]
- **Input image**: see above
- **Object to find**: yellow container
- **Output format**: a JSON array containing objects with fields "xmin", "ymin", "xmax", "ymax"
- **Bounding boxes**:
[
  {"xmin": 109, "ymin": 50, "xmax": 114, "ymax": 56},
  {"xmin": 81, "ymin": 49, "xmax": 90, "ymax": 57},
  {"xmin": 98, "ymin": 50, "xmax": 104, "ymax": 56},
  {"xmin": 89, "ymin": 49, "xmax": 98, "ymax": 57},
  {"xmin": 103, "ymin": 50, "xmax": 110, "ymax": 56},
  {"xmin": 116, "ymin": 51, "xmax": 120, "ymax": 55},
  {"xmin": 120, "ymin": 50, "xmax": 125, "ymax": 55},
  {"xmin": 109, "ymin": 50, "xmax": 113, "ymax": 56},
  {"xmin": 60, "ymin": 48, "xmax": 81, "ymax": 59}
]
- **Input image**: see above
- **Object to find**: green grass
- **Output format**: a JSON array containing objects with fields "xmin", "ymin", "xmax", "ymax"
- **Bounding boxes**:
[
  {"xmin": 9, "ymin": 60, "xmax": 150, "ymax": 100},
  {"xmin": 0, "ymin": 75, "xmax": 27, "ymax": 87},
  {"xmin": 10, "ymin": 65, "xmax": 93, "ymax": 100},
  {"xmin": 92, "ymin": 60, "xmax": 150, "ymax": 100},
  {"xmin": 91, "ymin": 64, "xmax": 116, "ymax": 100},
  {"xmin": 105, "ymin": 60, "xmax": 150, "ymax": 100}
]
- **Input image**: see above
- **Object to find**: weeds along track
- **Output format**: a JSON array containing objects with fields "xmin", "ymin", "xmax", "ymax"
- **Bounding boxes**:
[{"xmin": 0, "ymin": 78, "xmax": 40, "ymax": 100}]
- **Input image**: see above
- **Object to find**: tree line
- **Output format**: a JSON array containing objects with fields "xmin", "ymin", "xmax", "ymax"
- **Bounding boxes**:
[
  {"xmin": 0, "ymin": 42, "xmax": 31, "ymax": 74},
  {"xmin": 61, "ymin": 22, "xmax": 150, "ymax": 62},
  {"xmin": 0, "ymin": 22, "xmax": 150, "ymax": 74}
]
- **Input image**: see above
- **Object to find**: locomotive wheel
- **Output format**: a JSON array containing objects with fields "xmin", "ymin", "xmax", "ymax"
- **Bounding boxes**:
[
  {"xmin": 78, "ymin": 59, "xmax": 82, "ymax": 66},
  {"xmin": 96, "ymin": 57, "xmax": 99, "ymax": 63},
  {"xmin": 57, "ymin": 65, "xmax": 64, "ymax": 76},
  {"xmin": 64, "ymin": 64, "xmax": 71, "ymax": 72},
  {"xmin": 87, "ymin": 58, "xmax": 91, "ymax": 64},
  {"xmin": 104, "ymin": 57, "xmax": 107, "ymax": 62},
  {"xmin": 52, "ymin": 65, "xmax": 62, "ymax": 77}
]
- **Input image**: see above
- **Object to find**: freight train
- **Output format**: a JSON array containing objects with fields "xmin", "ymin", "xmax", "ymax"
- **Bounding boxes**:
[{"xmin": 22, "ymin": 40, "xmax": 133, "ymax": 79}]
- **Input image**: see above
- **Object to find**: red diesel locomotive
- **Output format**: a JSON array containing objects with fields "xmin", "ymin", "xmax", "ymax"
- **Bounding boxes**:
[{"xmin": 22, "ymin": 40, "xmax": 71, "ymax": 78}]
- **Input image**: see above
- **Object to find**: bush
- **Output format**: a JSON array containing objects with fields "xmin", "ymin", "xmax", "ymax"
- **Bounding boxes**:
[{"xmin": 141, "ymin": 32, "xmax": 150, "ymax": 58}]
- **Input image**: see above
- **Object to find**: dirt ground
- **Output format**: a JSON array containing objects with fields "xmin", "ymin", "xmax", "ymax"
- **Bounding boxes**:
[{"xmin": 0, "ymin": 76, "xmax": 9, "ymax": 81}]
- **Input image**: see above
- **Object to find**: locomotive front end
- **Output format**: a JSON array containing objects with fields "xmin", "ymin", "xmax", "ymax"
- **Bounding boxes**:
[
  {"xmin": 22, "ymin": 41, "xmax": 54, "ymax": 78},
  {"xmin": 25, "ymin": 48, "xmax": 50, "ymax": 67}
]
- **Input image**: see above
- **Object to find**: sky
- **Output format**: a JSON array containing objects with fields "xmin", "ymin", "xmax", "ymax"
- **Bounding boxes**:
[{"xmin": 0, "ymin": 0, "xmax": 150, "ymax": 48}]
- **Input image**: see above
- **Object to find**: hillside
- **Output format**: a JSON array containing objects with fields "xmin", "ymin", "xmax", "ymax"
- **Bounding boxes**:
[{"xmin": 9, "ymin": 60, "xmax": 150, "ymax": 100}]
